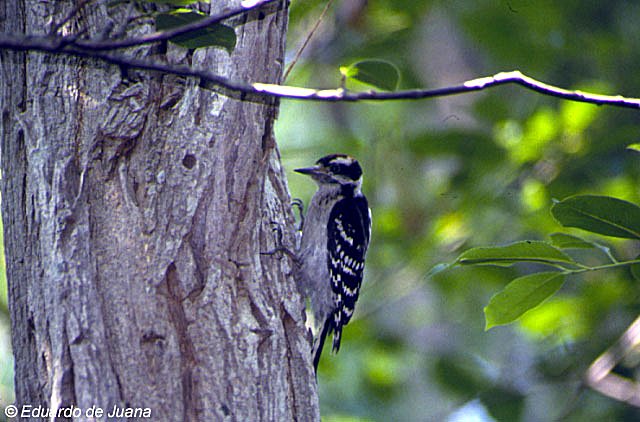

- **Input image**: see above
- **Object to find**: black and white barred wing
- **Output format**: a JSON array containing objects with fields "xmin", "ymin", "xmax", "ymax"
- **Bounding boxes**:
[{"xmin": 327, "ymin": 195, "xmax": 371, "ymax": 352}]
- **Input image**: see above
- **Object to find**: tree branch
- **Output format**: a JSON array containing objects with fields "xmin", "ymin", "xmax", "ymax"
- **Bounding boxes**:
[
  {"xmin": 1, "ymin": 30, "xmax": 640, "ymax": 108},
  {"xmin": 250, "ymin": 72, "xmax": 640, "ymax": 109},
  {"xmin": 586, "ymin": 315, "xmax": 640, "ymax": 407}
]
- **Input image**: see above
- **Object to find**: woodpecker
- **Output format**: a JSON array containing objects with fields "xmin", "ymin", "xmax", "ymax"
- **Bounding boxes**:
[{"xmin": 295, "ymin": 154, "xmax": 371, "ymax": 372}]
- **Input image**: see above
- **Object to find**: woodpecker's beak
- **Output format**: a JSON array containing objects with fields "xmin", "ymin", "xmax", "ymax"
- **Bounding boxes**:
[
  {"xmin": 294, "ymin": 165, "xmax": 324, "ymax": 176},
  {"xmin": 295, "ymin": 165, "xmax": 333, "ymax": 184}
]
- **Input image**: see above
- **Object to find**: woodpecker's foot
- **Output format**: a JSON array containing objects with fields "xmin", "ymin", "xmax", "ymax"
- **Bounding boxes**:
[
  {"xmin": 261, "ymin": 221, "xmax": 298, "ymax": 261},
  {"xmin": 292, "ymin": 198, "xmax": 304, "ymax": 231}
]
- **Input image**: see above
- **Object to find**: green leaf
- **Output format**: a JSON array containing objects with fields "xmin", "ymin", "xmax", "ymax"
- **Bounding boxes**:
[
  {"xmin": 484, "ymin": 272, "xmax": 566, "ymax": 330},
  {"xmin": 340, "ymin": 59, "xmax": 400, "ymax": 91},
  {"xmin": 551, "ymin": 195, "xmax": 640, "ymax": 239},
  {"xmin": 627, "ymin": 143, "xmax": 640, "ymax": 153},
  {"xmin": 457, "ymin": 241, "xmax": 575, "ymax": 267},
  {"xmin": 155, "ymin": 11, "xmax": 236, "ymax": 51},
  {"xmin": 549, "ymin": 232, "xmax": 594, "ymax": 249}
]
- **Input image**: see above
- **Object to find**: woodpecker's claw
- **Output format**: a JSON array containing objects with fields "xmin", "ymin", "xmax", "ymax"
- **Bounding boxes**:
[{"xmin": 292, "ymin": 198, "xmax": 305, "ymax": 231}]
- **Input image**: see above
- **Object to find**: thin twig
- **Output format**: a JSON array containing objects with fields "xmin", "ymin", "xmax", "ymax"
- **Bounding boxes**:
[
  {"xmin": 283, "ymin": 0, "xmax": 334, "ymax": 82},
  {"xmin": 1, "ymin": 32, "xmax": 640, "ymax": 109},
  {"xmin": 586, "ymin": 315, "xmax": 640, "ymax": 407},
  {"xmin": 259, "ymin": 71, "xmax": 640, "ymax": 108}
]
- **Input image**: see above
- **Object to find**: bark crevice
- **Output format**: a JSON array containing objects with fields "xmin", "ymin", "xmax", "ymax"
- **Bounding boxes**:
[{"xmin": 163, "ymin": 262, "xmax": 197, "ymax": 421}]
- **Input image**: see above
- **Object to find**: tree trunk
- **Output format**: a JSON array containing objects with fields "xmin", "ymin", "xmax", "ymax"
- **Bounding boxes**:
[{"xmin": 0, "ymin": 0, "xmax": 319, "ymax": 420}]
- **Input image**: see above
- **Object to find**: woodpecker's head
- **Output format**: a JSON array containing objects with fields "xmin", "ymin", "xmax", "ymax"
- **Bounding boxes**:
[{"xmin": 295, "ymin": 154, "xmax": 363, "ymax": 191}]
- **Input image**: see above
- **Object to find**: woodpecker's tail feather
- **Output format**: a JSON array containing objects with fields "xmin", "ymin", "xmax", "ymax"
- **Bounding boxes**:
[
  {"xmin": 313, "ymin": 318, "xmax": 332, "ymax": 373},
  {"xmin": 333, "ymin": 329, "xmax": 342, "ymax": 352}
]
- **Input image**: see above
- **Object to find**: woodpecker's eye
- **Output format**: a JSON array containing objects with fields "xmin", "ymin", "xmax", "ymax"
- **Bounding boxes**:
[{"xmin": 329, "ymin": 164, "xmax": 340, "ymax": 174}]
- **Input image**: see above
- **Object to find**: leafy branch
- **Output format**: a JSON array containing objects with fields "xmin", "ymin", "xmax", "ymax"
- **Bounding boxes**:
[
  {"xmin": 453, "ymin": 195, "xmax": 640, "ymax": 330},
  {"xmin": 1, "ymin": 0, "xmax": 640, "ymax": 108}
]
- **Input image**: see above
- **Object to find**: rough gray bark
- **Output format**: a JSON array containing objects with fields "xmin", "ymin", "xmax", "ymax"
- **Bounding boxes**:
[{"xmin": 0, "ymin": 0, "xmax": 319, "ymax": 420}]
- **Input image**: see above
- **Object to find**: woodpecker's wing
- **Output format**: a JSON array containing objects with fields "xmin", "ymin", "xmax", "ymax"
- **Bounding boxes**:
[{"xmin": 326, "ymin": 194, "xmax": 371, "ymax": 352}]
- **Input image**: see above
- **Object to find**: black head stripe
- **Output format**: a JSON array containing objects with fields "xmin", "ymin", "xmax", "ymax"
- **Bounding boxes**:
[
  {"xmin": 316, "ymin": 154, "xmax": 348, "ymax": 166},
  {"xmin": 316, "ymin": 154, "xmax": 363, "ymax": 181},
  {"xmin": 340, "ymin": 161, "xmax": 362, "ymax": 181}
]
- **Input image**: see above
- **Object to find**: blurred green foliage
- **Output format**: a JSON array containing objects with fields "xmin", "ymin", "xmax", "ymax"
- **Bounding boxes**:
[{"xmin": 279, "ymin": 0, "xmax": 640, "ymax": 420}]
